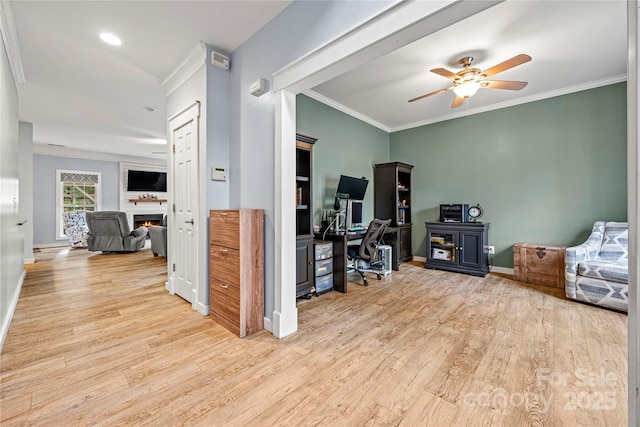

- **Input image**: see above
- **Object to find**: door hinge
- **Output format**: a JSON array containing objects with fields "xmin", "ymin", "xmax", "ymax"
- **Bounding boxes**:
[
  {"xmin": 173, "ymin": 204, "xmax": 176, "ymax": 213},
  {"xmin": 172, "ymin": 263, "xmax": 176, "ymax": 272},
  {"xmin": 173, "ymin": 144, "xmax": 175, "ymax": 153}
]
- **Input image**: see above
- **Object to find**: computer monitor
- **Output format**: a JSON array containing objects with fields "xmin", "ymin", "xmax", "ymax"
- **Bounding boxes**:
[
  {"xmin": 336, "ymin": 175, "xmax": 368, "ymax": 201},
  {"xmin": 350, "ymin": 200, "xmax": 363, "ymax": 226},
  {"xmin": 334, "ymin": 175, "xmax": 368, "ymax": 231}
]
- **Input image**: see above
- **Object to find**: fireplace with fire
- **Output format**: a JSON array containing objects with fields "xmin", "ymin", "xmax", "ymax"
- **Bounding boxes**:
[{"xmin": 133, "ymin": 214, "xmax": 164, "ymax": 230}]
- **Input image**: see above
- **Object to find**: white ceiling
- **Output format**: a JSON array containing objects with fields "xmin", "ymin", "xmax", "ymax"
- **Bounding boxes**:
[
  {"xmin": 310, "ymin": 0, "xmax": 627, "ymax": 132},
  {"xmin": 10, "ymin": 0, "xmax": 292, "ymax": 160},
  {"xmin": 10, "ymin": 1, "xmax": 627, "ymax": 160}
]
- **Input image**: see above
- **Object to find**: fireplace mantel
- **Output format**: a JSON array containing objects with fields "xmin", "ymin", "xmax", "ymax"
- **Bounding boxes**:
[
  {"xmin": 119, "ymin": 162, "xmax": 168, "ymax": 229},
  {"xmin": 129, "ymin": 199, "xmax": 168, "ymax": 205}
]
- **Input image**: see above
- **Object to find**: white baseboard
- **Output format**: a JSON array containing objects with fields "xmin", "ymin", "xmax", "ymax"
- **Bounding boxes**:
[
  {"xmin": 0, "ymin": 269, "xmax": 25, "ymax": 353},
  {"xmin": 263, "ymin": 317, "xmax": 273, "ymax": 333},
  {"xmin": 490, "ymin": 266, "xmax": 514, "ymax": 275},
  {"xmin": 24, "ymin": 257, "xmax": 35, "ymax": 264},
  {"xmin": 195, "ymin": 301, "xmax": 209, "ymax": 316},
  {"xmin": 271, "ymin": 308, "xmax": 298, "ymax": 338},
  {"xmin": 413, "ymin": 256, "xmax": 426, "ymax": 263},
  {"xmin": 34, "ymin": 243, "xmax": 69, "ymax": 249}
]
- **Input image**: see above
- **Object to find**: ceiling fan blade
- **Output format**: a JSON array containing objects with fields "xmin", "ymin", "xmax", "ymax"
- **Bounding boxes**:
[
  {"xmin": 482, "ymin": 80, "xmax": 528, "ymax": 90},
  {"xmin": 430, "ymin": 68, "xmax": 458, "ymax": 80},
  {"xmin": 451, "ymin": 96, "xmax": 465, "ymax": 108},
  {"xmin": 408, "ymin": 87, "xmax": 452, "ymax": 103},
  {"xmin": 481, "ymin": 54, "xmax": 532, "ymax": 78}
]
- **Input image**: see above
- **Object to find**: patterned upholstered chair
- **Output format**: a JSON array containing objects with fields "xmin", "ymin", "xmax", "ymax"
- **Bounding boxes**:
[
  {"xmin": 565, "ymin": 221, "xmax": 628, "ymax": 312},
  {"xmin": 62, "ymin": 210, "xmax": 89, "ymax": 248}
]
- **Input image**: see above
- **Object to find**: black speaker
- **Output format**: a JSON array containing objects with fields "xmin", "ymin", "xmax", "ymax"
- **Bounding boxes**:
[{"xmin": 439, "ymin": 204, "xmax": 469, "ymax": 223}]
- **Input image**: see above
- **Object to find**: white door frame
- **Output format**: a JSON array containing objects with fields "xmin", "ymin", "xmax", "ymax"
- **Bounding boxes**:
[
  {"xmin": 167, "ymin": 101, "xmax": 201, "ymax": 311},
  {"xmin": 272, "ymin": 0, "xmax": 638, "ymax": 422},
  {"xmin": 627, "ymin": 1, "xmax": 638, "ymax": 424}
]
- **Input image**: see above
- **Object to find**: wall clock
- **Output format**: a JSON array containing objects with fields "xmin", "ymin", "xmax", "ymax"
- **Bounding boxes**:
[{"xmin": 468, "ymin": 204, "xmax": 483, "ymax": 222}]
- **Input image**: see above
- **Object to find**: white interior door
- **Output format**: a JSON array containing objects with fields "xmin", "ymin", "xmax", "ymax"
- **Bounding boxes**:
[{"xmin": 170, "ymin": 104, "xmax": 199, "ymax": 305}]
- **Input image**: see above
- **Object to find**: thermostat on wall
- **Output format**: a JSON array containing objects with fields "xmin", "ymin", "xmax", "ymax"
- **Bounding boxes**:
[{"xmin": 212, "ymin": 167, "xmax": 227, "ymax": 181}]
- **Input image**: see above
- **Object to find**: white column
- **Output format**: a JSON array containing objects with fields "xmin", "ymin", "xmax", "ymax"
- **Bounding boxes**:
[{"xmin": 272, "ymin": 90, "xmax": 298, "ymax": 338}]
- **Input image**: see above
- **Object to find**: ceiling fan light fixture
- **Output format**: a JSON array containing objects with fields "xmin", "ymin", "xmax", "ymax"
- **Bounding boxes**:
[
  {"xmin": 453, "ymin": 81, "xmax": 481, "ymax": 98},
  {"xmin": 409, "ymin": 54, "xmax": 531, "ymax": 107},
  {"xmin": 99, "ymin": 32, "xmax": 122, "ymax": 46}
]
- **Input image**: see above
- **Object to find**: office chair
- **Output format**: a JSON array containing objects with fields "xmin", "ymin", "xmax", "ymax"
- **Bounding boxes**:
[{"xmin": 347, "ymin": 218, "xmax": 391, "ymax": 286}]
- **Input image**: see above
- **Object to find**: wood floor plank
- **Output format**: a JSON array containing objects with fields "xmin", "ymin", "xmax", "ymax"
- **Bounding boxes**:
[{"xmin": 0, "ymin": 248, "xmax": 628, "ymax": 426}]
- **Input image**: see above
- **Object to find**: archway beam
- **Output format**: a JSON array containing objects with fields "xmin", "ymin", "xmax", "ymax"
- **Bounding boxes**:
[{"xmin": 273, "ymin": 0, "xmax": 501, "ymax": 94}]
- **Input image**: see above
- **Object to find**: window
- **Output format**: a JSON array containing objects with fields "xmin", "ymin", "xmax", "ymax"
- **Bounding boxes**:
[{"xmin": 56, "ymin": 170, "xmax": 102, "ymax": 240}]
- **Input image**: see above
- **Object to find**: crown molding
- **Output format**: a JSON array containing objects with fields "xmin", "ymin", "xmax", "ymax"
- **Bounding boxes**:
[
  {"xmin": 303, "ymin": 75, "xmax": 627, "ymax": 134},
  {"xmin": 33, "ymin": 144, "xmax": 166, "ymax": 166},
  {"xmin": 0, "ymin": 0, "xmax": 25, "ymax": 84},
  {"xmin": 391, "ymin": 75, "xmax": 628, "ymax": 132},
  {"xmin": 161, "ymin": 41, "xmax": 207, "ymax": 97},
  {"xmin": 302, "ymin": 90, "xmax": 390, "ymax": 132}
]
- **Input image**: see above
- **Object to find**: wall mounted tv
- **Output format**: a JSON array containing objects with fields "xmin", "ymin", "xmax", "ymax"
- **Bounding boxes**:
[{"xmin": 127, "ymin": 170, "xmax": 167, "ymax": 192}]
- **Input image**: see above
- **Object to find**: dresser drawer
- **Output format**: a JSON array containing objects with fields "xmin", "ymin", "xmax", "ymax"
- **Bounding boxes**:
[
  {"xmin": 209, "ymin": 209, "xmax": 263, "ymax": 338},
  {"xmin": 315, "ymin": 273, "xmax": 333, "ymax": 294},
  {"xmin": 314, "ymin": 258, "xmax": 333, "ymax": 277},
  {"xmin": 210, "ymin": 244, "xmax": 240, "ymax": 285},
  {"xmin": 314, "ymin": 240, "xmax": 333, "ymax": 260},
  {"xmin": 210, "ymin": 210, "xmax": 240, "ymax": 248},
  {"xmin": 210, "ymin": 277, "xmax": 240, "ymax": 326}
]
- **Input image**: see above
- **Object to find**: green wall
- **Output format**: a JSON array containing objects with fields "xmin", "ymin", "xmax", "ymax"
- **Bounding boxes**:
[
  {"xmin": 296, "ymin": 94, "xmax": 390, "ymax": 227},
  {"xmin": 297, "ymin": 84, "xmax": 626, "ymax": 269},
  {"xmin": 390, "ymin": 83, "xmax": 627, "ymax": 267}
]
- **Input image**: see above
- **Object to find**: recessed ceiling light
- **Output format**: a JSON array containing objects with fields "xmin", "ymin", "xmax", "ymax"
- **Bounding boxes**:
[
  {"xmin": 144, "ymin": 106, "xmax": 156, "ymax": 113},
  {"xmin": 99, "ymin": 32, "xmax": 121, "ymax": 46}
]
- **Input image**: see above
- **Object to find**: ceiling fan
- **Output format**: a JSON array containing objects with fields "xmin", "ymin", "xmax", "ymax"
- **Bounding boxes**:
[{"xmin": 408, "ymin": 54, "xmax": 532, "ymax": 108}]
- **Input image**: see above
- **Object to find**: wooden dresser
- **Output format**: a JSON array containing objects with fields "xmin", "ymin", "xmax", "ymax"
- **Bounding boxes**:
[
  {"xmin": 209, "ymin": 209, "xmax": 264, "ymax": 337},
  {"xmin": 513, "ymin": 243, "xmax": 566, "ymax": 288}
]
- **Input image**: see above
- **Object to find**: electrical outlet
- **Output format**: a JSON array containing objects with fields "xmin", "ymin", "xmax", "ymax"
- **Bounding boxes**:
[{"xmin": 488, "ymin": 246, "xmax": 495, "ymax": 254}]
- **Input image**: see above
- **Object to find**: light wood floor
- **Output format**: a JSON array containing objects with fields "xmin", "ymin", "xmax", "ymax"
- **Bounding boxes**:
[{"xmin": 1, "ymin": 245, "xmax": 627, "ymax": 426}]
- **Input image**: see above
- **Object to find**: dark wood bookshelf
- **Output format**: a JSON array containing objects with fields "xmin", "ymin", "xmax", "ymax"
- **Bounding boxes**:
[{"xmin": 295, "ymin": 134, "xmax": 317, "ymax": 298}]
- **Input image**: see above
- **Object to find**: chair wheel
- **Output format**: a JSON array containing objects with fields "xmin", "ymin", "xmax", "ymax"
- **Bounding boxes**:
[
  {"xmin": 376, "ymin": 274, "xmax": 381, "ymax": 280},
  {"xmin": 364, "ymin": 280, "xmax": 368, "ymax": 286}
]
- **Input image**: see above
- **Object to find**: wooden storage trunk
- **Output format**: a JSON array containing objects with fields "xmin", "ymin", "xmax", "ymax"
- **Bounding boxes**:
[{"xmin": 513, "ymin": 243, "xmax": 566, "ymax": 288}]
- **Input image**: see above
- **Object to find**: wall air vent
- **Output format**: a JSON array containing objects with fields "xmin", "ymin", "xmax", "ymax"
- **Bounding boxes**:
[{"xmin": 211, "ymin": 51, "xmax": 229, "ymax": 71}]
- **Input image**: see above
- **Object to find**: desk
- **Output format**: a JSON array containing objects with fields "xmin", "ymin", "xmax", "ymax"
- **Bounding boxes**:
[{"xmin": 314, "ymin": 228, "xmax": 399, "ymax": 293}]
